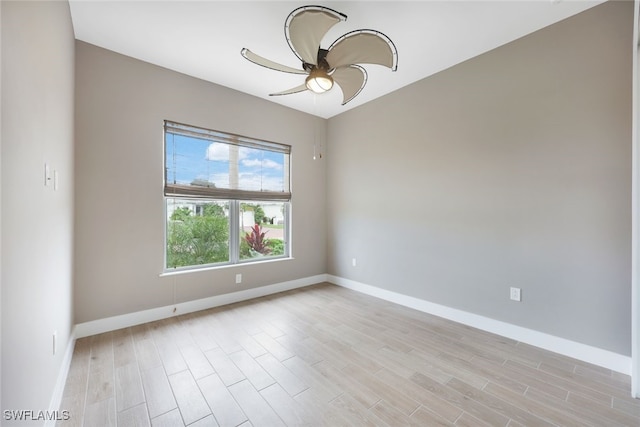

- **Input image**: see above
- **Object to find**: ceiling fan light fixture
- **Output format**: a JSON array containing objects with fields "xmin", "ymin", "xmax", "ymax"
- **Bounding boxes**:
[
  {"xmin": 305, "ymin": 68, "xmax": 334, "ymax": 93},
  {"xmin": 242, "ymin": 5, "xmax": 397, "ymax": 104}
]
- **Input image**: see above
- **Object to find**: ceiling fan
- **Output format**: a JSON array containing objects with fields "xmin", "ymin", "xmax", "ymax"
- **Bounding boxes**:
[{"xmin": 241, "ymin": 5, "xmax": 398, "ymax": 105}]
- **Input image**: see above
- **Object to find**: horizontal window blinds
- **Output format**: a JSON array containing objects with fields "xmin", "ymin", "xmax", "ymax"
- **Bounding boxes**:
[{"xmin": 164, "ymin": 121, "xmax": 291, "ymax": 201}]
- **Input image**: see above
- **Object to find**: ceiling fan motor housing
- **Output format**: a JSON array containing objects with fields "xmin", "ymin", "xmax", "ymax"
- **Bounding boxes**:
[{"xmin": 303, "ymin": 48, "xmax": 331, "ymax": 72}]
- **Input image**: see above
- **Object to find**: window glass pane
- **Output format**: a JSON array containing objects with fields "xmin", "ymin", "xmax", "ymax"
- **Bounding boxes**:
[
  {"xmin": 166, "ymin": 131, "xmax": 289, "ymax": 194},
  {"xmin": 166, "ymin": 134, "xmax": 222, "ymax": 189},
  {"xmin": 236, "ymin": 146, "xmax": 288, "ymax": 193},
  {"xmin": 164, "ymin": 122, "xmax": 291, "ymax": 271},
  {"xmin": 239, "ymin": 202, "xmax": 287, "ymax": 261},
  {"xmin": 166, "ymin": 199, "xmax": 230, "ymax": 268}
]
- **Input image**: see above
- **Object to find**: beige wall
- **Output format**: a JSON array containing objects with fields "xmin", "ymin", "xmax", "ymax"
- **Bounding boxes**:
[
  {"xmin": 74, "ymin": 42, "xmax": 327, "ymax": 324},
  {"xmin": 327, "ymin": 0, "xmax": 633, "ymax": 355},
  {"xmin": 2, "ymin": 0, "xmax": 635, "ymax": 412},
  {"xmin": 0, "ymin": 0, "xmax": 3, "ymax": 413},
  {"xmin": 1, "ymin": 0, "xmax": 75, "ymax": 420}
]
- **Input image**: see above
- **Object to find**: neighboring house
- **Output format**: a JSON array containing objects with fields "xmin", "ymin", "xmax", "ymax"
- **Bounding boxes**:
[
  {"xmin": 167, "ymin": 201, "xmax": 280, "ymax": 228},
  {"xmin": 262, "ymin": 203, "xmax": 284, "ymax": 225}
]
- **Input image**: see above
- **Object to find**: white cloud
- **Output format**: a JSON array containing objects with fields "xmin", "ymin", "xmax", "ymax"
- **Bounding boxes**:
[
  {"xmin": 204, "ymin": 145, "xmax": 285, "ymax": 192},
  {"xmin": 205, "ymin": 143, "xmax": 250, "ymax": 161},
  {"xmin": 242, "ymin": 158, "xmax": 282, "ymax": 170},
  {"xmin": 208, "ymin": 173, "xmax": 230, "ymax": 188},
  {"xmin": 205, "ymin": 144, "xmax": 227, "ymax": 161},
  {"xmin": 239, "ymin": 173, "xmax": 284, "ymax": 192},
  {"xmin": 209, "ymin": 172, "xmax": 284, "ymax": 192}
]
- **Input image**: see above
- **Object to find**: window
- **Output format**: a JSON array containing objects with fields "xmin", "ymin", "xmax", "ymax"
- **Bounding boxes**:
[{"xmin": 164, "ymin": 121, "xmax": 291, "ymax": 271}]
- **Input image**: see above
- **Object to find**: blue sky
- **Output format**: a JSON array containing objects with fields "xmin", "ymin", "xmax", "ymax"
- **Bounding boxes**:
[{"xmin": 166, "ymin": 133, "xmax": 287, "ymax": 192}]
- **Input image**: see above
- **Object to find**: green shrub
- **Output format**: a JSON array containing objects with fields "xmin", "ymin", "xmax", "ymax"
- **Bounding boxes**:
[{"xmin": 167, "ymin": 215, "xmax": 229, "ymax": 267}]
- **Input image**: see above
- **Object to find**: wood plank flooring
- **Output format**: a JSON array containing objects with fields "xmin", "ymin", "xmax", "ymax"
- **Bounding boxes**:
[{"xmin": 58, "ymin": 283, "xmax": 640, "ymax": 426}]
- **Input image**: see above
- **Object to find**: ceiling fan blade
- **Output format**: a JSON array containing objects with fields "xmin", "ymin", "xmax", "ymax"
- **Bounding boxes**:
[
  {"xmin": 241, "ymin": 48, "xmax": 306, "ymax": 75},
  {"xmin": 286, "ymin": 6, "xmax": 346, "ymax": 65},
  {"xmin": 326, "ymin": 30, "xmax": 398, "ymax": 71},
  {"xmin": 332, "ymin": 65, "xmax": 367, "ymax": 105},
  {"xmin": 269, "ymin": 84, "xmax": 308, "ymax": 97}
]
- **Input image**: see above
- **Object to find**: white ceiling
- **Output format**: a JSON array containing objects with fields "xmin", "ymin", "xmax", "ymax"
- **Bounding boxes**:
[{"xmin": 68, "ymin": 0, "xmax": 604, "ymax": 119}]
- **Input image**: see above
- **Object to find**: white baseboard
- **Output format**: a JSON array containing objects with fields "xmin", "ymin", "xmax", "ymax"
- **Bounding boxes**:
[
  {"xmin": 46, "ymin": 327, "xmax": 76, "ymax": 427},
  {"xmin": 75, "ymin": 274, "xmax": 327, "ymax": 339},
  {"xmin": 327, "ymin": 275, "xmax": 632, "ymax": 375},
  {"xmin": 72, "ymin": 272, "xmax": 630, "ymax": 373}
]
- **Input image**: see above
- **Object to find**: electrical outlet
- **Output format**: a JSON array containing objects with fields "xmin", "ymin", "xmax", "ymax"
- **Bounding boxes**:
[
  {"xmin": 510, "ymin": 287, "xmax": 521, "ymax": 302},
  {"xmin": 52, "ymin": 331, "xmax": 57, "ymax": 355},
  {"xmin": 235, "ymin": 273, "xmax": 242, "ymax": 284},
  {"xmin": 352, "ymin": 258, "xmax": 357, "ymax": 267}
]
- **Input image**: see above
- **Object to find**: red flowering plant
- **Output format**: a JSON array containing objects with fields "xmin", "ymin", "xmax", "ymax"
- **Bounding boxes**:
[{"xmin": 244, "ymin": 223, "xmax": 271, "ymax": 255}]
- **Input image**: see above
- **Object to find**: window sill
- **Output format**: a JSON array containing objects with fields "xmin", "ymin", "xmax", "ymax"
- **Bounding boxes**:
[{"xmin": 159, "ymin": 256, "xmax": 295, "ymax": 277}]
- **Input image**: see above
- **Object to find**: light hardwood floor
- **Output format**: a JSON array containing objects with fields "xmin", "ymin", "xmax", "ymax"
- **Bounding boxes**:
[{"xmin": 58, "ymin": 283, "xmax": 640, "ymax": 426}]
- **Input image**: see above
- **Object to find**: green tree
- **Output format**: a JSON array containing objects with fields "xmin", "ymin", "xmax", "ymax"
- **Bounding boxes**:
[
  {"xmin": 170, "ymin": 206, "xmax": 192, "ymax": 221},
  {"xmin": 202, "ymin": 203, "xmax": 225, "ymax": 217},
  {"xmin": 167, "ymin": 205, "xmax": 229, "ymax": 268}
]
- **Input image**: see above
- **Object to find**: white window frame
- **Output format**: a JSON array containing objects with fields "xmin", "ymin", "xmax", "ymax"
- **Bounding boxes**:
[{"xmin": 163, "ymin": 121, "xmax": 291, "ymax": 272}]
